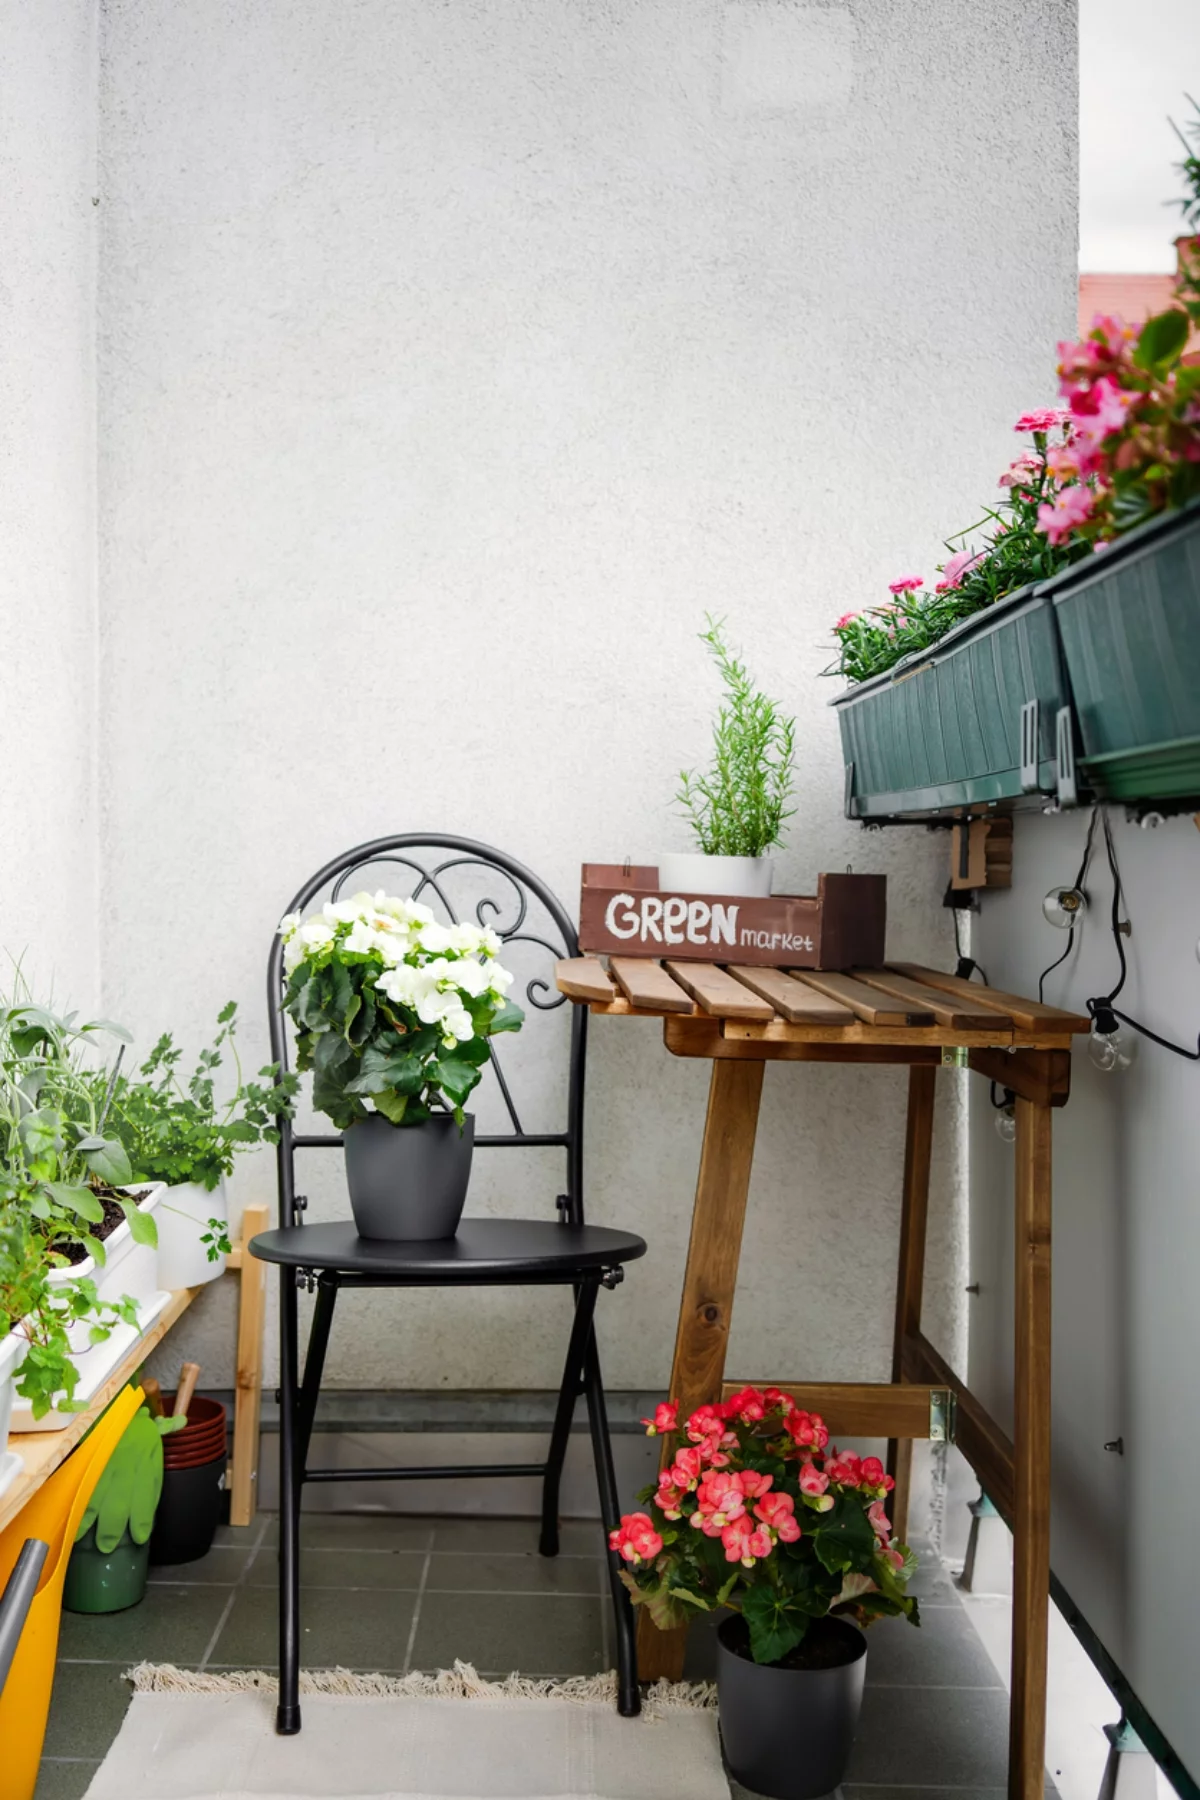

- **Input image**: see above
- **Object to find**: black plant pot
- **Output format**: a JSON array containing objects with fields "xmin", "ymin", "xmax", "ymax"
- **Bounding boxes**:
[
  {"xmin": 717, "ymin": 1614, "xmax": 867, "ymax": 1800},
  {"xmin": 149, "ymin": 1453, "xmax": 226, "ymax": 1566},
  {"xmin": 343, "ymin": 1111, "xmax": 475, "ymax": 1240}
]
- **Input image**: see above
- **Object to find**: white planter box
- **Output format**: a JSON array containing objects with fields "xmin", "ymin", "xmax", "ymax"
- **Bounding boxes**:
[
  {"xmin": 0, "ymin": 1328, "xmax": 27, "ymax": 1446},
  {"xmin": 155, "ymin": 1177, "xmax": 227, "ymax": 1290},
  {"xmin": 93, "ymin": 1181, "xmax": 166, "ymax": 1312}
]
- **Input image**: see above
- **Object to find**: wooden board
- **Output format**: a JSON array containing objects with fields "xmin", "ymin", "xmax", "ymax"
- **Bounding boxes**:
[
  {"xmin": 852, "ymin": 968, "xmax": 1010, "ymax": 1031},
  {"xmin": 0, "ymin": 1286, "xmax": 196, "ymax": 1537},
  {"xmin": 890, "ymin": 964, "xmax": 1090, "ymax": 1034},
  {"xmin": 793, "ymin": 971, "xmax": 930, "ymax": 1026},
  {"xmin": 663, "ymin": 962, "xmax": 773, "ymax": 1021},
  {"xmin": 608, "ymin": 958, "xmax": 695, "ymax": 1014},
  {"xmin": 728, "ymin": 966, "xmax": 855, "ymax": 1024},
  {"xmin": 723, "ymin": 1380, "xmax": 947, "ymax": 1442},
  {"xmin": 554, "ymin": 957, "xmax": 617, "ymax": 1004},
  {"xmin": 229, "ymin": 1202, "xmax": 270, "ymax": 1527}
]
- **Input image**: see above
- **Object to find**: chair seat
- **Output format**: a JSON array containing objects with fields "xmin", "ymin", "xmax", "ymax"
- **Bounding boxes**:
[{"xmin": 249, "ymin": 1218, "xmax": 647, "ymax": 1280}]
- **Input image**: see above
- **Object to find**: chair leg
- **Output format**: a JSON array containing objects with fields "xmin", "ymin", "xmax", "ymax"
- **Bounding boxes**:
[
  {"xmin": 582, "ymin": 1331, "xmax": 640, "ymax": 1718},
  {"xmin": 540, "ymin": 1280, "xmax": 600, "ymax": 1558},
  {"xmin": 297, "ymin": 1275, "xmax": 338, "ymax": 1474},
  {"xmin": 277, "ymin": 1268, "xmax": 302, "ymax": 1735}
]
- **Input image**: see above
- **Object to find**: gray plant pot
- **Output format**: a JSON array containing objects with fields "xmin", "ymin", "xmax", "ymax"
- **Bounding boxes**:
[
  {"xmin": 717, "ymin": 1613, "xmax": 867, "ymax": 1800},
  {"xmin": 343, "ymin": 1111, "xmax": 475, "ymax": 1241}
]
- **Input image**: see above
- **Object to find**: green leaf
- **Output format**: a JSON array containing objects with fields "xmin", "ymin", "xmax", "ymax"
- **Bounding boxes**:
[
  {"xmin": 371, "ymin": 1090, "xmax": 409, "ymax": 1125},
  {"xmin": 20, "ymin": 1108, "xmax": 63, "ymax": 1159},
  {"xmin": 741, "ymin": 1583, "xmax": 811, "ymax": 1666},
  {"xmin": 120, "ymin": 1198, "xmax": 158, "ymax": 1248},
  {"xmin": 1135, "ymin": 307, "xmax": 1190, "ymax": 370},
  {"xmin": 44, "ymin": 1182, "xmax": 104, "ymax": 1223},
  {"xmin": 431, "ymin": 1058, "xmax": 482, "ymax": 1106},
  {"xmin": 487, "ymin": 999, "xmax": 524, "ymax": 1036},
  {"xmin": 811, "ymin": 1498, "xmax": 877, "ymax": 1574},
  {"xmin": 83, "ymin": 1138, "xmax": 133, "ymax": 1185}
]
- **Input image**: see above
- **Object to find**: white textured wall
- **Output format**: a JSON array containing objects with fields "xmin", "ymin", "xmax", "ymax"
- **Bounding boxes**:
[
  {"xmin": 971, "ymin": 811, "xmax": 1200, "ymax": 1782},
  {"xmin": 97, "ymin": 0, "xmax": 1077, "ymax": 1394},
  {"xmin": 0, "ymin": 0, "xmax": 98, "ymax": 1000}
]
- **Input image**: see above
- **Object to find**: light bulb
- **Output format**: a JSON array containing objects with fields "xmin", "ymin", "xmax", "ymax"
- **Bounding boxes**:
[
  {"xmin": 1043, "ymin": 886, "xmax": 1087, "ymax": 929},
  {"xmin": 995, "ymin": 1106, "xmax": 1016, "ymax": 1143},
  {"xmin": 1087, "ymin": 1004, "xmax": 1137, "ymax": 1074}
]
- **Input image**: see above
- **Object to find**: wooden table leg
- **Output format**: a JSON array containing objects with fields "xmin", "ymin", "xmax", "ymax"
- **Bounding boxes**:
[
  {"xmin": 1010, "ymin": 1094, "xmax": 1052, "ymax": 1800},
  {"xmin": 886, "ymin": 1064, "xmax": 936, "ymax": 1541},
  {"xmin": 230, "ymin": 1202, "xmax": 270, "ymax": 1527},
  {"xmin": 637, "ymin": 1056, "xmax": 765, "ymax": 1681}
]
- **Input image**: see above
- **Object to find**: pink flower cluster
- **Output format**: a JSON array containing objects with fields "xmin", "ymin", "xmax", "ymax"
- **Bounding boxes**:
[{"xmin": 688, "ymin": 1468, "xmax": 802, "ymax": 1566}]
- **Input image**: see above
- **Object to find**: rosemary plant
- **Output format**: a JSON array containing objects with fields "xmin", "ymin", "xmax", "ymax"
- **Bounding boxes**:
[{"xmin": 676, "ymin": 619, "xmax": 797, "ymax": 857}]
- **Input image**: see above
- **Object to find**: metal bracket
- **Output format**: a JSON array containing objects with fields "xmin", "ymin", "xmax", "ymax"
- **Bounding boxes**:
[
  {"xmin": 1055, "ymin": 706, "xmax": 1078, "ymax": 807},
  {"xmin": 555, "ymin": 1194, "xmax": 570, "ymax": 1222},
  {"xmin": 295, "ymin": 1267, "xmax": 317, "ymax": 1294},
  {"xmin": 1020, "ymin": 699, "xmax": 1041, "ymax": 793},
  {"xmin": 601, "ymin": 1266, "xmax": 624, "ymax": 1290},
  {"xmin": 844, "ymin": 762, "xmax": 859, "ymax": 819},
  {"xmin": 941, "ymin": 1046, "xmax": 969, "ymax": 1068},
  {"xmin": 929, "ymin": 1387, "xmax": 956, "ymax": 1443}
]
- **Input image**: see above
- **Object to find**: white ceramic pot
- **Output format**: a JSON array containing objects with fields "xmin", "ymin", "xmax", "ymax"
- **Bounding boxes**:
[
  {"xmin": 92, "ymin": 1181, "xmax": 166, "ymax": 1312},
  {"xmin": 657, "ymin": 852, "xmax": 774, "ymax": 897},
  {"xmin": 0, "ymin": 1329, "xmax": 27, "ymax": 1445},
  {"xmin": 155, "ymin": 1178, "xmax": 228, "ymax": 1290}
]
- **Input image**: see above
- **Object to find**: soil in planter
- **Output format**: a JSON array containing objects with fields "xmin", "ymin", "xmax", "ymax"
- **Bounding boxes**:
[
  {"xmin": 50, "ymin": 1185, "xmax": 152, "ymax": 1265},
  {"xmin": 722, "ymin": 1611, "xmax": 864, "ymax": 1672}
]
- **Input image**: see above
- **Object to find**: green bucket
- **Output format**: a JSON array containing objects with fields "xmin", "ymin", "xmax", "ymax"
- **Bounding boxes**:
[
  {"xmin": 63, "ymin": 1524, "xmax": 150, "ymax": 1614},
  {"xmin": 1041, "ymin": 502, "xmax": 1200, "ymax": 803}
]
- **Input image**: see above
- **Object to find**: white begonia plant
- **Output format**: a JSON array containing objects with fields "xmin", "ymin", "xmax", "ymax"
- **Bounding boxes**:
[{"xmin": 278, "ymin": 890, "xmax": 522, "ymax": 1130}]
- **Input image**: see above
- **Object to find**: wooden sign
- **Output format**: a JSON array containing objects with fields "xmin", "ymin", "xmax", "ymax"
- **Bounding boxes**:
[{"xmin": 578, "ymin": 866, "xmax": 886, "ymax": 969}]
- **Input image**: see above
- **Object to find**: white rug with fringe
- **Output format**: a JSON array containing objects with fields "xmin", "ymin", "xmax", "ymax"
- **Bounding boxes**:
[{"xmin": 84, "ymin": 1663, "xmax": 727, "ymax": 1800}]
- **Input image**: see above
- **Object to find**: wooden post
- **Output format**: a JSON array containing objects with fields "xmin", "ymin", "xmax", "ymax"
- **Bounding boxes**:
[
  {"xmin": 886, "ymin": 1063, "xmax": 936, "ymax": 1541},
  {"xmin": 1010, "ymin": 1094, "xmax": 1053, "ymax": 1800},
  {"xmin": 229, "ymin": 1202, "xmax": 270, "ymax": 1528},
  {"xmin": 637, "ymin": 1057, "xmax": 765, "ymax": 1680}
]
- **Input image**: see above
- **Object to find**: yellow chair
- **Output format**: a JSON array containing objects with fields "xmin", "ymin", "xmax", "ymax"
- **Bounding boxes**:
[{"xmin": 0, "ymin": 1385, "xmax": 143, "ymax": 1800}]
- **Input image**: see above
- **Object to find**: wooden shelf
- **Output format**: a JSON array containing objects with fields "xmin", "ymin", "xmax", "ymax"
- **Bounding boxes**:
[{"xmin": 0, "ymin": 1285, "xmax": 198, "ymax": 1537}]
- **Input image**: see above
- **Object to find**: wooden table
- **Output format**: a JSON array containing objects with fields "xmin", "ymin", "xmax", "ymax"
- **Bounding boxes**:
[{"xmin": 556, "ymin": 954, "xmax": 1088, "ymax": 1800}]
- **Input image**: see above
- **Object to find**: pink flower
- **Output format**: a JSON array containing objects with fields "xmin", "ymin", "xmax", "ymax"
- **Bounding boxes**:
[
  {"xmin": 609, "ymin": 1512, "xmax": 663, "ymax": 1566},
  {"xmin": 868, "ymin": 1499, "xmax": 892, "ymax": 1543},
  {"xmin": 692, "ymin": 1470, "xmax": 746, "ymax": 1534},
  {"xmin": 737, "ymin": 1469, "xmax": 775, "ymax": 1500},
  {"xmin": 724, "ymin": 1386, "xmax": 767, "ymax": 1425},
  {"xmin": 720, "ymin": 1514, "xmax": 771, "ymax": 1566},
  {"xmin": 1084, "ymin": 374, "xmax": 1139, "ymax": 436},
  {"xmin": 798, "ymin": 1462, "xmax": 829, "ymax": 1498},
  {"xmin": 1014, "ymin": 408, "xmax": 1068, "ymax": 433},
  {"xmin": 826, "ymin": 1450, "xmax": 863, "ymax": 1488},
  {"xmin": 998, "ymin": 453, "xmax": 1042, "ymax": 492},
  {"xmin": 888, "ymin": 576, "xmax": 923, "ymax": 595},
  {"xmin": 668, "ymin": 1445, "xmax": 704, "ymax": 1490},
  {"xmin": 685, "ymin": 1403, "xmax": 735, "ymax": 1452},
  {"xmin": 783, "ymin": 1409, "xmax": 829, "ymax": 1452},
  {"xmin": 936, "ymin": 547, "xmax": 985, "ymax": 591},
  {"xmin": 654, "ymin": 1478, "xmax": 687, "ymax": 1520},
  {"xmin": 754, "ymin": 1490, "xmax": 802, "ymax": 1544},
  {"xmin": 833, "ymin": 611, "xmax": 860, "ymax": 631},
  {"xmin": 1038, "ymin": 483, "xmax": 1097, "ymax": 546},
  {"xmin": 761, "ymin": 1387, "xmax": 795, "ymax": 1415},
  {"xmin": 883, "ymin": 1544, "xmax": 906, "ymax": 1571},
  {"xmin": 642, "ymin": 1401, "xmax": 678, "ymax": 1437},
  {"xmin": 859, "ymin": 1456, "xmax": 887, "ymax": 1490}
]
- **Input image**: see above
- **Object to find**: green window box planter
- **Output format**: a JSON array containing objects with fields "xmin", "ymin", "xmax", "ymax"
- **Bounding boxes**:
[
  {"xmin": 832, "ymin": 586, "xmax": 1076, "ymax": 821},
  {"xmin": 1038, "ymin": 502, "xmax": 1200, "ymax": 805}
]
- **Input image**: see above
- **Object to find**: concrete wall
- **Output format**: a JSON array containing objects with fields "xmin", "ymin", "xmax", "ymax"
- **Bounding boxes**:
[
  {"xmin": 0, "ymin": 0, "xmax": 99, "ymax": 1002},
  {"xmin": 95, "ymin": 0, "xmax": 1078, "ymax": 1396},
  {"xmin": 971, "ymin": 810, "xmax": 1200, "ymax": 1781}
]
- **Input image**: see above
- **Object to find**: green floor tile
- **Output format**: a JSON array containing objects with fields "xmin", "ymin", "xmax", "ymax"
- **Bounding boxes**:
[
  {"xmin": 410, "ymin": 1589, "xmax": 605, "ymax": 1678},
  {"xmin": 41, "ymin": 1662, "xmax": 133, "ymax": 1759},
  {"xmin": 432, "ymin": 1516, "xmax": 603, "ymax": 1556},
  {"xmin": 265, "ymin": 1513, "xmax": 434, "ymax": 1551},
  {"xmin": 248, "ymin": 1547, "xmax": 426, "ymax": 1589},
  {"xmin": 845, "ymin": 1685, "xmax": 1012, "ymax": 1787},
  {"xmin": 862, "ymin": 1603, "xmax": 1003, "ymax": 1688},
  {"xmin": 57, "ymin": 1581, "xmax": 233, "ymax": 1664},
  {"xmin": 212, "ymin": 1581, "xmax": 418, "ymax": 1670},
  {"xmin": 147, "ymin": 1544, "xmax": 253, "ymax": 1585},
  {"xmin": 35, "ymin": 1762, "xmax": 103, "ymax": 1800},
  {"xmin": 426, "ymin": 1550, "xmax": 600, "ymax": 1595}
]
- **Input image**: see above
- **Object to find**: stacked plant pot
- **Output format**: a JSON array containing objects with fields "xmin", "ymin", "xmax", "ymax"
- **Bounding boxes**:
[{"xmin": 150, "ymin": 1395, "xmax": 228, "ymax": 1565}]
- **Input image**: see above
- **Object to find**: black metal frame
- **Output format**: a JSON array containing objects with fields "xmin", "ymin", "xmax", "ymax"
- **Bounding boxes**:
[{"xmin": 265, "ymin": 836, "xmax": 639, "ymax": 1733}]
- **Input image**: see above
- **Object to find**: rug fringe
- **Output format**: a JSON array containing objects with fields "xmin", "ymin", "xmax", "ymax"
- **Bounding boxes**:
[{"xmin": 126, "ymin": 1660, "xmax": 717, "ymax": 1713}]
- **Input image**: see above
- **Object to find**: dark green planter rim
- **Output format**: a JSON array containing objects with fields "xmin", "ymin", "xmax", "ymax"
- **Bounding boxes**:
[
  {"xmin": 1035, "ymin": 497, "xmax": 1200, "ymax": 606},
  {"xmin": 829, "ymin": 583, "xmax": 1041, "ymax": 712}
]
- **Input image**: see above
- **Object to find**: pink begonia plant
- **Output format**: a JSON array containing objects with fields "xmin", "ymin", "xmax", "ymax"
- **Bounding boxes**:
[{"xmin": 610, "ymin": 1384, "xmax": 918, "ymax": 1666}]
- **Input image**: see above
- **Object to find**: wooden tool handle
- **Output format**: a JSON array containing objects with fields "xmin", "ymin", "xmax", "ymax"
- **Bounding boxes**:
[
  {"xmin": 172, "ymin": 1362, "xmax": 201, "ymax": 1418},
  {"xmin": 140, "ymin": 1377, "xmax": 164, "ymax": 1418}
]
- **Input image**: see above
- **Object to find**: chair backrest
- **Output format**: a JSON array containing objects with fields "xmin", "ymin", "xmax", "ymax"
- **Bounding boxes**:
[{"xmin": 267, "ymin": 834, "xmax": 587, "ymax": 1230}]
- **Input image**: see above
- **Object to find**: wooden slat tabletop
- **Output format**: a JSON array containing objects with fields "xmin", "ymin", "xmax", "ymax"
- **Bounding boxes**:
[
  {"xmin": 664, "ymin": 962, "xmax": 775, "ymax": 1021},
  {"xmin": 728, "ymin": 966, "xmax": 855, "ymax": 1024},
  {"xmin": 608, "ymin": 957, "xmax": 695, "ymax": 1013},
  {"xmin": 890, "ymin": 964, "xmax": 1091, "ymax": 1033},
  {"xmin": 795, "ymin": 971, "xmax": 930, "ymax": 1026},
  {"xmin": 555, "ymin": 957, "xmax": 618, "ymax": 1004},
  {"xmin": 852, "ymin": 969, "xmax": 1009, "ymax": 1031}
]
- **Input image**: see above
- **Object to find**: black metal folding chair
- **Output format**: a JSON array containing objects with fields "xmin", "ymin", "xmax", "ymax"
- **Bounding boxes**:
[{"xmin": 250, "ymin": 835, "xmax": 645, "ymax": 1733}]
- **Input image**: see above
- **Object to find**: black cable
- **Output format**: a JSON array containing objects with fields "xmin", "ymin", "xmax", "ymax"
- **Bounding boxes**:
[
  {"xmin": 951, "ymin": 905, "xmax": 988, "ymax": 985},
  {"xmin": 1086, "ymin": 812, "xmax": 1200, "ymax": 1061},
  {"xmin": 1037, "ymin": 807, "xmax": 1099, "ymax": 1003}
]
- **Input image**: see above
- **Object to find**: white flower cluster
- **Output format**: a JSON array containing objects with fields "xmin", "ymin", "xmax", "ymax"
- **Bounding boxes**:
[{"xmin": 278, "ymin": 890, "xmax": 513, "ymax": 1049}]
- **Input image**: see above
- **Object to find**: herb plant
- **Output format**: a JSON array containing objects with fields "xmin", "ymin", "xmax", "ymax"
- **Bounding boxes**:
[
  {"xmin": 0, "ymin": 1208, "xmax": 139, "ymax": 1419},
  {"xmin": 676, "ymin": 619, "xmax": 797, "ymax": 857},
  {"xmin": 280, "ymin": 891, "xmax": 522, "ymax": 1131}
]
